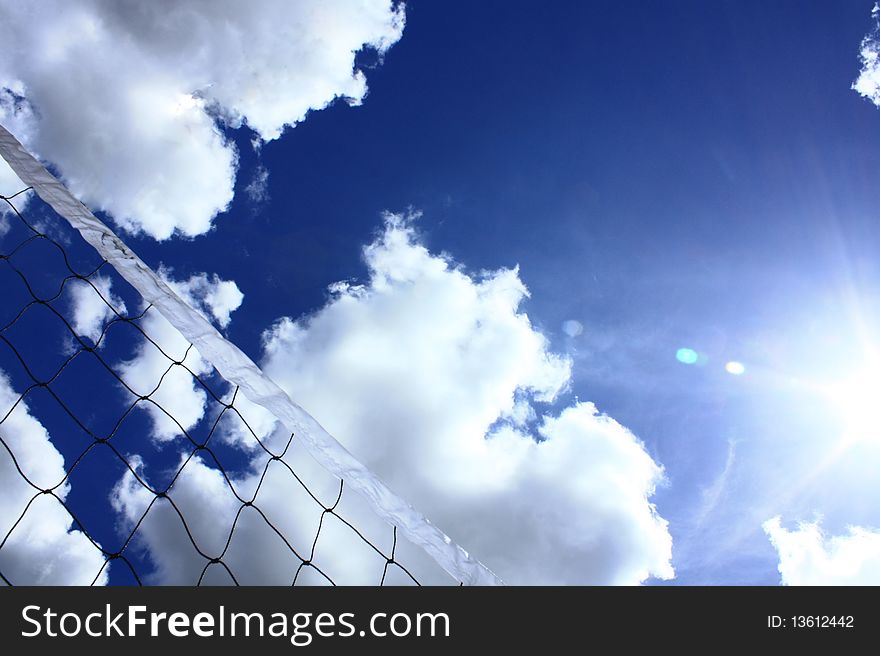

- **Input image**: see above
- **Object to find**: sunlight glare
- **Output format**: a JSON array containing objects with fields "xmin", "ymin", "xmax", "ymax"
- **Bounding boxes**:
[{"xmin": 825, "ymin": 367, "xmax": 880, "ymax": 446}]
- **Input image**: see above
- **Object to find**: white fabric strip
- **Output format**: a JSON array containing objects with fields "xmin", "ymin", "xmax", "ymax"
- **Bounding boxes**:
[{"xmin": 0, "ymin": 124, "xmax": 502, "ymax": 586}]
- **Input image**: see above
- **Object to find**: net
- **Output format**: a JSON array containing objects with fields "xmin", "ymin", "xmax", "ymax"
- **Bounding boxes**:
[{"xmin": 0, "ymin": 125, "xmax": 500, "ymax": 586}]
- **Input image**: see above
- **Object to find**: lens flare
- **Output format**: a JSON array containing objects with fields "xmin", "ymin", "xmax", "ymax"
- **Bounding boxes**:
[
  {"xmin": 561, "ymin": 320, "xmax": 583, "ymax": 338},
  {"xmin": 676, "ymin": 347, "xmax": 699, "ymax": 365},
  {"xmin": 725, "ymin": 361, "xmax": 746, "ymax": 375}
]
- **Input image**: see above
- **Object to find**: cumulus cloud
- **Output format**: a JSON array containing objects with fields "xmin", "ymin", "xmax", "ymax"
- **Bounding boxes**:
[
  {"xmin": 112, "ymin": 214, "xmax": 673, "ymax": 585},
  {"xmin": 853, "ymin": 3, "xmax": 880, "ymax": 106},
  {"xmin": 764, "ymin": 517, "xmax": 880, "ymax": 585},
  {"xmin": 160, "ymin": 269, "xmax": 244, "ymax": 330},
  {"xmin": 0, "ymin": 0, "xmax": 406, "ymax": 239},
  {"xmin": 114, "ymin": 271, "xmax": 242, "ymax": 441},
  {"xmin": 0, "ymin": 371, "xmax": 107, "ymax": 584},
  {"xmin": 66, "ymin": 274, "xmax": 127, "ymax": 345}
]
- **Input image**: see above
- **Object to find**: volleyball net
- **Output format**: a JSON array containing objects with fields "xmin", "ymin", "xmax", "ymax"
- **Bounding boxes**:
[{"xmin": 0, "ymin": 124, "xmax": 500, "ymax": 587}]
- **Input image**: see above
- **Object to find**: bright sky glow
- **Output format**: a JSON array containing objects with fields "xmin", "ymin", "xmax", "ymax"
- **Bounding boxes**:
[{"xmin": 824, "ymin": 365, "xmax": 880, "ymax": 446}]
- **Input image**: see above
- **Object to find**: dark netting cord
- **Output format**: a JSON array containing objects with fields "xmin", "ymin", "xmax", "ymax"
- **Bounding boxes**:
[{"xmin": 0, "ymin": 188, "xmax": 423, "ymax": 587}]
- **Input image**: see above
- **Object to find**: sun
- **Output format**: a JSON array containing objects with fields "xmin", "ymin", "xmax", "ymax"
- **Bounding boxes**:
[{"xmin": 824, "ymin": 367, "xmax": 880, "ymax": 446}]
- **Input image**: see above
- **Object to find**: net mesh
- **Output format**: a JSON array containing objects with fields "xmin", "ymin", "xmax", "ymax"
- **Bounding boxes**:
[{"xmin": 0, "ymin": 187, "xmax": 454, "ymax": 586}]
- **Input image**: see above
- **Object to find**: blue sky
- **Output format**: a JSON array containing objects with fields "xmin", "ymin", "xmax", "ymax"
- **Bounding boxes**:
[{"xmin": 3, "ymin": 1, "xmax": 880, "ymax": 585}]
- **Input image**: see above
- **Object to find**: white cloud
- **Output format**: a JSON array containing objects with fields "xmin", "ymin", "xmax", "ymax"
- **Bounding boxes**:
[
  {"xmin": 0, "ymin": 370, "xmax": 108, "ymax": 584},
  {"xmin": 115, "ymin": 271, "xmax": 242, "ymax": 442},
  {"xmin": 66, "ymin": 274, "xmax": 127, "ymax": 345},
  {"xmin": 160, "ymin": 269, "xmax": 244, "ymax": 329},
  {"xmin": 0, "ymin": 160, "xmax": 24, "ymax": 209},
  {"xmin": 112, "ymin": 214, "xmax": 673, "ymax": 585},
  {"xmin": 853, "ymin": 3, "xmax": 880, "ymax": 107},
  {"xmin": 116, "ymin": 308, "xmax": 207, "ymax": 443},
  {"xmin": 0, "ymin": 0, "xmax": 405, "ymax": 239},
  {"xmin": 245, "ymin": 164, "xmax": 270, "ymax": 206},
  {"xmin": 764, "ymin": 516, "xmax": 880, "ymax": 585},
  {"xmin": 216, "ymin": 386, "xmax": 280, "ymax": 451}
]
